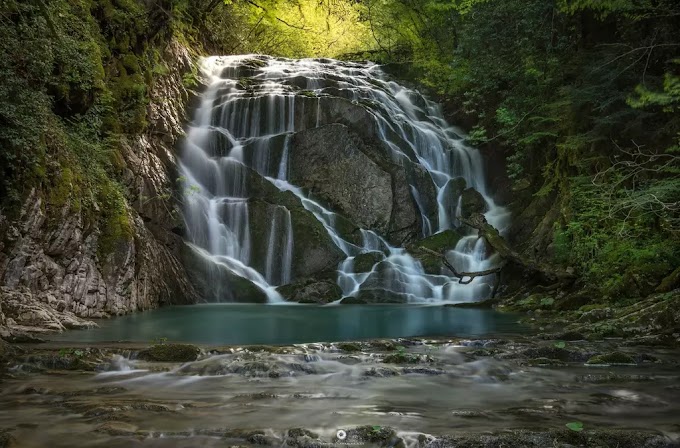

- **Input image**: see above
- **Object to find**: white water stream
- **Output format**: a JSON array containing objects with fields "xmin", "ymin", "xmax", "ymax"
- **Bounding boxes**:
[{"xmin": 181, "ymin": 56, "xmax": 510, "ymax": 303}]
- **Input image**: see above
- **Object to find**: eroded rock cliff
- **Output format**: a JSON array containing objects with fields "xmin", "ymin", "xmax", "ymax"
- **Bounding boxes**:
[{"xmin": 0, "ymin": 41, "xmax": 198, "ymax": 336}]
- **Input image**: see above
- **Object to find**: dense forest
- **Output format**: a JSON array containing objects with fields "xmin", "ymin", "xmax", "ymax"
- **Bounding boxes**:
[{"xmin": 2, "ymin": 0, "xmax": 677, "ymax": 302}]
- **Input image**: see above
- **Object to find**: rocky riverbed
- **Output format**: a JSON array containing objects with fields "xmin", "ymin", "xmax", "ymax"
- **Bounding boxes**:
[{"xmin": 1, "ymin": 335, "xmax": 679, "ymax": 447}]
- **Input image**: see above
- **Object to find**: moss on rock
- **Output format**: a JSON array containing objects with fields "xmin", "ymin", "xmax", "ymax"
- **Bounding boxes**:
[
  {"xmin": 341, "ymin": 426, "xmax": 399, "ymax": 445},
  {"xmin": 586, "ymin": 351, "xmax": 636, "ymax": 365},
  {"xmin": 277, "ymin": 275, "xmax": 342, "ymax": 304},
  {"xmin": 137, "ymin": 344, "xmax": 200, "ymax": 362},
  {"xmin": 353, "ymin": 252, "xmax": 384, "ymax": 273},
  {"xmin": 337, "ymin": 342, "xmax": 363, "ymax": 352},
  {"xmin": 524, "ymin": 357, "xmax": 567, "ymax": 367},
  {"xmin": 405, "ymin": 229, "xmax": 464, "ymax": 274}
]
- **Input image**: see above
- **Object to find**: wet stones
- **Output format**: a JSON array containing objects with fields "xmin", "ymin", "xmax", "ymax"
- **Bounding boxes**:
[
  {"xmin": 352, "ymin": 251, "xmax": 384, "ymax": 273},
  {"xmin": 459, "ymin": 187, "xmax": 488, "ymax": 219},
  {"xmin": 336, "ymin": 342, "xmax": 363, "ymax": 352},
  {"xmin": 0, "ymin": 430, "xmax": 17, "ymax": 448},
  {"xmin": 405, "ymin": 229, "xmax": 464, "ymax": 274},
  {"xmin": 338, "ymin": 426, "xmax": 404, "ymax": 447},
  {"xmin": 95, "ymin": 421, "xmax": 138, "ymax": 437},
  {"xmin": 514, "ymin": 345, "xmax": 593, "ymax": 363},
  {"xmin": 277, "ymin": 277, "xmax": 342, "ymax": 304},
  {"xmin": 364, "ymin": 367, "xmax": 400, "ymax": 377},
  {"xmin": 19, "ymin": 348, "xmax": 110, "ymax": 372},
  {"xmin": 137, "ymin": 343, "xmax": 201, "ymax": 363},
  {"xmin": 181, "ymin": 245, "xmax": 270, "ymax": 303},
  {"xmin": 586, "ymin": 351, "xmax": 636, "ymax": 366},
  {"xmin": 383, "ymin": 352, "xmax": 433, "ymax": 364},
  {"xmin": 176, "ymin": 354, "xmax": 316, "ymax": 378}
]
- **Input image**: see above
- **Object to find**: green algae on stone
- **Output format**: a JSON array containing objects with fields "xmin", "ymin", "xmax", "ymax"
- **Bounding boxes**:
[
  {"xmin": 336, "ymin": 342, "xmax": 363, "ymax": 352},
  {"xmin": 524, "ymin": 357, "xmax": 568, "ymax": 367},
  {"xmin": 586, "ymin": 351, "xmax": 636, "ymax": 365},
  {"xmin": 383, "ymin": 352, "xmax": 429, "ymax": 364},
  {"xmin": 370, "ymin": 340, "xmax": 399, "ymax": 351},
  {"xmin": 288, "ymin": 428, "xmax": 319, "ymax": 439},
  {"xmin": 353, "ymin": 251, "xmax": 384, "ymax": 273},
  {"xmin": 408, "ymin": 229, "xmax": 463, "ymax": 253},
  {"xmin": 137, "ymin": 344, "xmax": 200, "ymax": 362},
  {"xmin": 340, "ymin": 426, "xmax": 399, "ymax": 445}
]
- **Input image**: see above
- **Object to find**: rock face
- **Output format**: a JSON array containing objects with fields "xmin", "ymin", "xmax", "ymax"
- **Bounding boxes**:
[
  {"xmin": 0, "ymin": 287, "xmax": 96, "ymax": 335},
  {"xmin": 459, "ymin": 188, "xmax": 488, "ymax": 219},
  {"xmin": 0, "ymin": 41, "xmax": 198, "ymax": 331},
  {"xmin": 406, "ymin": 229, "xmax": 464, "ymax": 274},
  {"xmin": 248, "ymin": 199, "xmax": 345, "ymax": 280},
  {"xmin": 277, "ymin": 276, "xmax": 343, "ymax": 304},
  {"xmin": 290, "ymin": 124, "xmax": 393, "ymax": 232},
  {"xmin": 288, "ymin": 121, "xmax": 438, "ymax": 246}
]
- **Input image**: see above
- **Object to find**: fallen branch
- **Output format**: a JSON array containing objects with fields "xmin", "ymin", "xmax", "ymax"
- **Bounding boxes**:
[
  {"xmin": 417, "ymin": 246, "xmax": 504, "ymax": 285},
  {"xmin": 461, "ymin": 213, "xmax": 577, "ymax": 285}
]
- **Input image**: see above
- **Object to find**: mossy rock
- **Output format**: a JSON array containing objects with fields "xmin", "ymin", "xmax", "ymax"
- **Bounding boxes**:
[
  {"xmin": 579, "ymin": 304, "xmax": 609, "ymax": 313},
  {"xmin": 408, "ymin": 229, "xmax": 464, "ymax": 253},
  {"xmin": 244, "ymin": 345, "xmax": 287, "ymax": 354},
  {"xmin": 519, "ymin": 346, "xmax": 588, "ymax": 362},
  {"xmin": 405, "ymin": 229, "xmax": 464, "ymax": 274},
  {"xmin": 22, "ymin": 349, "xmax": 107, "ymax": 371},
  {"xmin": 137, "ymin": 344, "xmax": 200, "ymax": 362},
  {"xmin": 586, "ymin": 351, "xmax": 636, "ymax": 365},
  {"xmin": 656, "ymin": 266, "xmax": 680, "ymax": 293},
  {"xmin": 182, "ymin": 244, "xmax": 268, "ymax": 303},
  {"xmin": 370, "ymin": 340, "xmax": 398, "ymax": 351},
  {"xmin": 554, "ymin": 292, "xmax": 593, "ymax": 310},
  {"xmin": 340, "ymin": 296, "xmax": 367, "ymax": 305},
  {"xmin": 445, "ymin": 297, "xmax": 499, "ymax": 309},
  {"xmin": 554, "ymin": 331, "xmax": 586, "ymax": 341},
  {"xmin": 524, "ymin": 357, "xmax": 567, "ymax": 367},
  {"xmin": 460, "ymin": 188, "xmax": 488, "ymax": 219},
  {"xmin": 336, "ymin": 342, "xmax": 363, "ymax": 352},
  {"xmin": 277, "ymin": 276, "xmax": 342, "ymax": 304},
  {"xmin": 288, "ymin": 428, "xmax": 319, "ymax": 439},
  {"xmin": 353, "ymin": 252, "xmax": 384, "ymax": 273},
  {"xmin": 355, "ymin": 289, "xmax": 409, "ymax": 304},
  {"xmin": 242, "ymin": 58, "xmax": 268, "ymax": 69},
  {"xmin": 341, "ymin": 426, "xmax": 399, "ymax": 445},
  {"xmin": 383, "ymin": 352, "xmax": 423, "ymax": 364}
]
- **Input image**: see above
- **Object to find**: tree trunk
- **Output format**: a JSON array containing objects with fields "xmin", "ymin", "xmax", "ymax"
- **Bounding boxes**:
[{"xmin": 461, "ymin": 213, "xmax": 577, "ymax": 286}]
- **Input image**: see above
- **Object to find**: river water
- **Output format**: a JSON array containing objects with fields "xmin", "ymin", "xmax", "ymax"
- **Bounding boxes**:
[
  {"xmin": 48, "ymin": 304, "xmax": 523, "ymax": 345},
  {"xmin": 2, "ymin": 335, "xmax": 679, "ymax": 447}
]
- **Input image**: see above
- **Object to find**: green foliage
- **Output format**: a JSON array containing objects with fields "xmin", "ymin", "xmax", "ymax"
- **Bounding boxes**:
[
  {"xmin": 58, "ymin": 348, "xmax": 86, "ymax": 360},
  {"xmin": 565, "ymin": 422, "xmax": 584, "ymax": 432},
  {"xmin": 357, "ymin": 0, "xmax": 680, "ymax": 299},
  {"xmin": 0, "ymin": 0, "xmax": 206, "ymax": 257},
  {"xmin": 629, "ymin": 72, "xmax": 680, "ymax": 112},
  {"xmin": 203, "ymin": 0, "xmax": 371, "ymax": 58}
]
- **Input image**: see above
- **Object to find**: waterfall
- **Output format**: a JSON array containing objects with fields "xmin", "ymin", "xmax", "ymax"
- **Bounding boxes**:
[{"xmin": 181, "ymin": 55, "xmax": 510, "ymax": 304}]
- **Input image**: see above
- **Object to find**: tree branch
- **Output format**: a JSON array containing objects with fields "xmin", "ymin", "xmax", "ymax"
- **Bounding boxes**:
[{"xmin": 417, "ymin": 247, "xmax": 505, "ymax": 284}]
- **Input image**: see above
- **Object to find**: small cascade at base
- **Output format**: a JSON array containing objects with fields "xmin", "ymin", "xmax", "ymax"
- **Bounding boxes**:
[{"xmin": 181, "ymin": 55, "xmax": 510, "ymax": 304}]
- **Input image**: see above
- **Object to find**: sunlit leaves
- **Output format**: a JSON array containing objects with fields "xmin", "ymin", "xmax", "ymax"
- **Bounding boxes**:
[
  {"xmin": 628, "ymin": 73, "xmax": 680, "ymax": 112},
  {"xmin": 231, "ymin": 0, "xmax": 371, "ymax": 57}
]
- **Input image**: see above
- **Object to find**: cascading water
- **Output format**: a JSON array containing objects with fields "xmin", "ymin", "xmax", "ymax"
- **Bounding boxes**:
[{"xmin": 181, "ymin": 55, "xmax": 510, "ymax": 304}]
